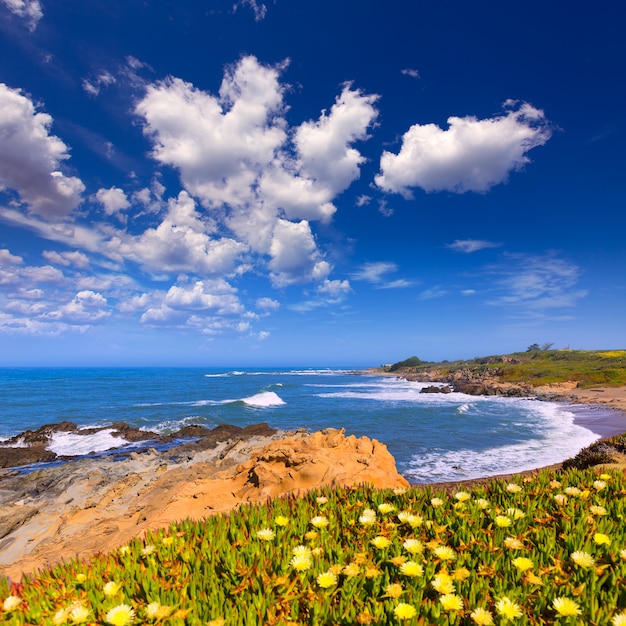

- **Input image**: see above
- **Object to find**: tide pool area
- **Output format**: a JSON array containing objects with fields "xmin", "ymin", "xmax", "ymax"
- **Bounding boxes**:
[{"xmin": 0, "ymin": 367, "xmax": 611, "ymax": 483}]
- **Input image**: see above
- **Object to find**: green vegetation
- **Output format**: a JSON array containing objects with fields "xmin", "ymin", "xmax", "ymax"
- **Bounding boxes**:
[
  {"xmin": 387, "ymin": 349, "xmax": 626, "ymax": 388},
  {"xmin": 2, "ymin": 467, "xmax": 626, "ymax": 625},
  {"xmin": 388, "ymin": 357, "xmax": 423, "ymax": 372}
]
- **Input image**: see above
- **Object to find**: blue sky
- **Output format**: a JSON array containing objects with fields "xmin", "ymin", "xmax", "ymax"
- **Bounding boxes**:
[{"xmin": 0, "ymin": 0, "xmax": 624, "ymax": 367}]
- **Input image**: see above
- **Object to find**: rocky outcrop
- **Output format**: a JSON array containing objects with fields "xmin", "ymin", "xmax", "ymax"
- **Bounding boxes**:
[{"xmin": 0, "ymin": 427, "xmax": 407, "ymax": 582}]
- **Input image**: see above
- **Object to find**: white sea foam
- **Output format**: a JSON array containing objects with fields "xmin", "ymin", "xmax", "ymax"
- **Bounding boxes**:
[
  {"xmin": 46, "ymin": 429, "xmax": 129, "ymax": 456},
  {"xmin": 242, "ymin": 391, "xmax": 286, "ymax": 407},
  {"xmin": 457, "ymin": 403, "xmax": 470, "ymax": 414},
  {"xmin": 405, "ymin": 402, "xmax": 600, "ymax": 483}
]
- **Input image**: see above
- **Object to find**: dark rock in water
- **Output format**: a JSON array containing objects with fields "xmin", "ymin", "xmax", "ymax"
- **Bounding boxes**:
[
  {"xmin": 420, "ymin": 385, "xmax": 452, "ymax": 394},
  {"xmin": 0, "ymin": 421, "xmax": 279, "ymax": 470}
]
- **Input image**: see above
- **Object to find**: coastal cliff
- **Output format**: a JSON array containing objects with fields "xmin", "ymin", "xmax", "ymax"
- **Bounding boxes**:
[{"xmin": 0, "ymin": 427, "xmax": 407, "ymax": 582}]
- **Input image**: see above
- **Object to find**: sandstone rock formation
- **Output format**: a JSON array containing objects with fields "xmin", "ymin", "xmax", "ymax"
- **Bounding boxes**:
[{"xmin": 0, "ymin": 428, "xmax": 408, "ymax": 582}]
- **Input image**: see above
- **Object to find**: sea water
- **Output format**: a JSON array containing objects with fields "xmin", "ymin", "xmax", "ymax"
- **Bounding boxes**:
[{"xmin": 0, "ymin": 367, "xmax": 607, "ymax": 483}]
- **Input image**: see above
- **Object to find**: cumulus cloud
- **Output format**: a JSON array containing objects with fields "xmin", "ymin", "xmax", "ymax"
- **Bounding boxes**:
[
  {"xmin": 0, "ymin": 249, "xmax": 23, "ymax": 265},
  {"xmin": 95, "ymin": 186, "xmax": 130, "ymax": 220},
  {"xmin": 42, "ymin": 250, "xmax": 90, "ymax": 268},
  {"xmin": 447, "ymin": 239, "xmax": 502, "ymax": 253},
  {"xmin": 256, "ymin": 296, "xmax": 280, "ymax": 311},
  {"xmin": 401, "ymin": 68, "xmax": 420, "ymax": 79},
  {"xmin": 115, "ymin": 191, "xmax": 246, "ymax": 276},
  {"xmin": 141, "ymin": 279, "xmax": 245, "ymax": 330},
  {"xmin": 0, "ymin": 84, "xmax": 85, "ymax": 219},
  {"xmin": 136, "ymin": 56, "xmax": 378, "ymax": 285},
  {"xmin": 44, "ymin": 290, "xmax": 110, "ymax": 324},
  {"xmin": 375, "ymin": 101, "xmax": 552, "ymax": 197},
  {"xmin": 1, "ymin": 0, "xmax": 43, "ymax": 30}
]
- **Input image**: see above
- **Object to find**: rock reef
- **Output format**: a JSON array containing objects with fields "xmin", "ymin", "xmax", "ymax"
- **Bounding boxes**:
[{"xmin": 0, "ymin": 426, "xmax": 407, "ymax": 582}]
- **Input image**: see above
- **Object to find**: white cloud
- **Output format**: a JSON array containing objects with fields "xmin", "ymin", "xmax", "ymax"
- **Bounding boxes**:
[
  {"xmin": 447, "ymin": 239, "xmax": 502, "ymax": 253},
  {"xmin": 116, "ymin": 191, "xmax": 246, "ymax": 276},
  {"xmin": 350, "ymin": 262, "xmax": 396, "ymax": 283},
  {"xmin": 0, "ymin": 249, "xmax": 23, "ymax": 265},
  {"xmin": 418, "ymin": 287, "xmax": 448, "ymax": 300},
  {"xmin": 318, "ymin": 279, "xmax": 352, "ymax": 298},
  {"xmin": 95, "ymin": 187, "xmax": 130, "ymax": 218},
  {"xmin": 1, "ymin": 0, "xmax": 43, "ymax": 30},
  {"xmin": 268, "ymin": 219, "xmax": 330, "ymax": 287},
  {"xmin": 233, "ymin": 0, "xmax": 267, "ymax": 21},
  {"xmin": 256, "ymin": 296, "xmax": 280, "ymax": 311},
  {"xmin": 401, "ymin": 68, "xmax": 420, "ymax": 79},
  {"xmin": 82, "ymin": 70, "xmax": 116, "ymax": 97},
  {"xmin": 44, "ymin": 290, "xmax": 110, "ymax": 324},
  {"xmin": 136, "ymin": 57, "xmax": 378, "ymax": 285},
  {"xmin": 355, "ymin": 195, "xmax": 371, "ymax": 207},
  {"xmin": 0, "ymin": 84, "xmax": 85, "ymax": 218},
  {"xmin": 375, "ymin": 101, "xmax": 552, "ymax": 197},
  {"xmin": 486, "ymin": 254, "xmax": 587, "ymax": 310},
  {"xmin": 42, "ymin": 250, "xmax": 90, "ymax": 268}
]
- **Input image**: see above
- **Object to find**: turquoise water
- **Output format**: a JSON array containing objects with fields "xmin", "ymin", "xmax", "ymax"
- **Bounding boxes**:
[{"xmin": 0, "ymin": 367, "xmax": 606, "ymax": 483}]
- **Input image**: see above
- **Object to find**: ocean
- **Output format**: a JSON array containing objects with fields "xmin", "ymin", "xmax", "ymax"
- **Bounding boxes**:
[{"xmin": 0, "ymin": 367, "xmax": 614, "ymax": 483}]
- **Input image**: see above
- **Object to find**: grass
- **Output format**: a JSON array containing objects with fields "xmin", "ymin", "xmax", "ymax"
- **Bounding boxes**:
[
  {"xmin": 2, "ymin": 466, "xmax": 626, "ymax": 625},
  {"xmin": 386, "ymin": 349, "xmax": 626, "ymax": 388}
]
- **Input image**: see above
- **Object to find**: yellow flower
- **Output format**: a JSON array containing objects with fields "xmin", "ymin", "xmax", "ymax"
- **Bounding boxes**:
[
  {"xmin": 371, "ymin": 535, "xmax": 392, "ymax": 549},
  {"xmin": 274, "ymin": 515, "xmax": 289, "ymax": 526},
  {"xmin": 549, "ymin": 480, "xmax": 562, "ymax": 489},
  {"xmin": 400, "ymin": 560, "xmax": 424, "ymax": 577},
  {"xmin": 470, "ymin": 607, "xmax": 494, "ymax": 625},
  {"xmin": 364, "ymin": 566, "xmax": 382, "ymax": 578},
  {"xmin": 495, "ymin": 597, "xmax": 523, "ymax": 620},
  {"xmin": 590, "ymin": 505, "xmax": 607, "ymax": 516},
  {"xmin": 512, "ymin": 557, "xmax": 534, "ymax": 572},
  {"xmin": 612, "ymin": 613, "xmax": 626, "ymax": 626},
  {"xmin": 74, "ymin": 573, "xmax": 87, "ymax": 584},
  {"xmin": 2, "ymin": 596, "xmax": 22, "ymax": 612},
  {"xmin": 390, "ymin": 555, "xmax": 407, "ymax": 566},
  {"xmin": 503, "ymin": 537, "xmax": 524, "ymax": 550},
  {"xmin": 343, "ymin": 563, "xmax": 360, "ymax": 577},
  {"xmin": 495, "ymin": 515, "xmax": 512, "ymax": 527},
  {"xmin": 394, "ymin": 603, "xmax": 417, "ymax": 620},
  {"xmin": 103, "ymin": 581, "xmax": 121, "ymax": 597},
  {"xmin": 431, "ymin": 573, "xmax": 455, "ymax": 595},
  {"xmin": 393, "ymin": 487, "xmax": 408, "ymax": 495},
  {"xmin": 304, "ymin": 530, "xmax": 318, "ymax": 540},
  {"xmin": 105, "ymin": 604, "xmax": 135, "ymax": 626},
  {"xmin": 206, "ymin": 620, "xmax": 225, "ymax": 626},
  {"xmin": 403, "ymin": 538, "xmax": 424, "ymax": 554},
  {"xmin": 454, "ymin": 567, "xmax": 471, "ymax": 581},
  {"xmin": 476, "ymin": 498, "xmax": 490, "ymax": 509},
  {"xmin": 593, "ymin": 480, "xmax": 606, "ymax": 490},
  {"xmin": 553, "ymin": 494, "xmax": 568, "ymax": 505},
  {"xmin": 599, "ymin": 473, "xmax": 611, "ymax": 480},
  {"xmin": 433, "ymin": 545, "xmax": 456, "ymax": 561},
  {"xmin": 564, "ymin": 486, "xmax": 581, "ymax": 496},
  {"xmin": 141, "ymin": 544, "xmax": 155, "ymax": 556},
  {"xmin": 118, "ymin": 545, "xmax": 131, "ymax": 555},
  {"xmin": 383, "ymin": 583, "xmax": 404, "ymax": 599},
  {"xmin": 378, "ymin": 502, "xmax": 395, "ymax": 514},
  {"xmin": 507, "ymin": 508, "xmax": 525, "ymax": 520},
  {"xmin": 440, "ymin": 594, "xmax": 464, "ymax": 611},
  {"xmin": 552, "ymin": 597, "xmax": 581, "ymax": 617},
  {"xmin": 431, "ymin": 497, "xmax": 444, "ymax": 507},
  {"xmin": 454, "ymin": 491, "xmax": 471, "ymax": 501},
  {"xmin": 359, "ymin": 509, "xmax": 377, "ymax": 525},
  {"xmin": 256, "ymin": 527, "xmax": 275, "ymax": 541},
  {"xmin": 310, "ymin": 515, "xmax": 329, "ymax": 528},
  {"xmin": 594, "ymin": 532, "xmax": 611, "ymax": 545},
  {"xmin": 506, "ymin": 483, "xmax": 522, "ymax": 493},
  {"xmin": 316, "ymin": 571, "xmax": 337, "ymax": 588},
  {"xmin": 570, "ymin": 551, "xmax": 595, "ymax": 568},
  {"xmin": 316, "ymin": 496, "xmax": 328, "ymax": 504},
  {"xmin": 290, "ymin": 554, "xmax": 312, "ymax": 571},
  {"xmin": 161, "ymin": 536, "xmax": 174, "ymax": 546}
]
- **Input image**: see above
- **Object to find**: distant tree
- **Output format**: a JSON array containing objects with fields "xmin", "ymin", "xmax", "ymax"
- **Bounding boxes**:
[
  {"xmin": 541, "ymin": 342, "xmax": 555, "ymax": 351},
  {"xmin": 526, "ymin": 343, "xmax": 540, "ymax": 352},
  {"xmin": 389, "ymin": 356, "xmax": 422, "ymax": 371}
]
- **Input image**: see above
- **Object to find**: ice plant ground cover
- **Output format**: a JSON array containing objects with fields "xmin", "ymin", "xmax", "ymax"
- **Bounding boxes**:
[{"xmin": 1, "ymin": 468, "xmax": 626, "ymax": 624}]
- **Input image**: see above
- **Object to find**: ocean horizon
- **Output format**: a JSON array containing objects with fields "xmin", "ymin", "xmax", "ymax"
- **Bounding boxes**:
[{"xmin": 0, "ymin": 367, "xmax": 618, "ymax": 483}]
